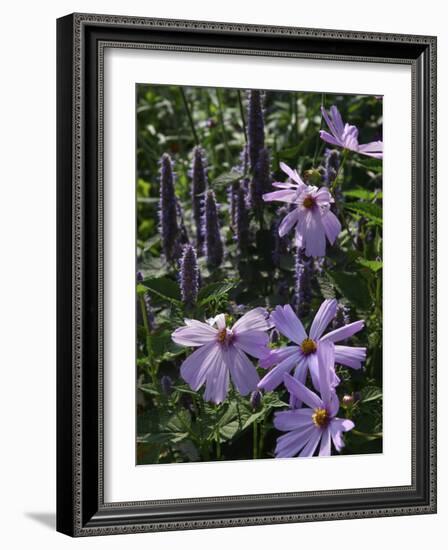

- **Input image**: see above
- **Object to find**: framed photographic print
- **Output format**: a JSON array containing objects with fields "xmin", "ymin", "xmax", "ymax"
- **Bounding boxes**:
[{"xmin": 56, "ymin": 13, "xmax": 437, "ymax": 537}]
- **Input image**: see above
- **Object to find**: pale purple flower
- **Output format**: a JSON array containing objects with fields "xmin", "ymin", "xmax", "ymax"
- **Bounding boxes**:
[
  {"xmin": 258, "ymin": 299, "xmax": 366, "ymax": 396},
  {"xmin": 172, "ymin": 308, "xmax": 271, "ymax": 404},
  {"xmin": 274, "ymin": 342, "xmax": 354, "ymax": 458},
  {"xmin": 263, "ymin": 162, "xmax": 341, "ymax": 257},
  {"xmin": 320, "ymin": 105, "xmax": 383, "ymax": 159}
]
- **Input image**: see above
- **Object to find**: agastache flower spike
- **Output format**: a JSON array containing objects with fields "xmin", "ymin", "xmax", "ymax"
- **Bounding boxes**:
[
  {"xmin": 191, "ymin": 146, "xmax": 208, "ymax": 250},
  {"xmin": 322, "ymin": 148, "xmax": 340, "ymax": 186},
  {"xmin": 258, "ymin": 299, "xmax": 366, "ymax": 397},
  {"xmin": 203, "ymin": 189, "xmax": 224, "ymax": 269},
  {"xmin": 172, "ymin": 308, "xmax": 272, "ymax": 404},
  {"xmin": 235, "ymin": 183, "xmax": 250, "ymax": 252},
  {"xmin": 249, "ymin": 147, "xmax": 271, "ymax": 210},
  {"xmin": 320, "ymin": 105, "xmax": 383, "ymax": 159},
  {"xmin": 294, "ymin": 247, "xmax": 313, "ymax": 319},
  {"xmin": 159, "ymin": 153, "xmax": 180, "ymax": 261},
  {"xmin": 247, "ymin": 90, "xmax": 265, "ymax": 171},
  {"xmin": 179, "ymin": 244, "xmax": 199, "ymax": 306},
  {"xmin": 263, "ymin": 162, "xmax": 341, "ymax": 257},
  {"xmin": 274, "ymin": 341, "xmax": 354, "ymax": 458}
]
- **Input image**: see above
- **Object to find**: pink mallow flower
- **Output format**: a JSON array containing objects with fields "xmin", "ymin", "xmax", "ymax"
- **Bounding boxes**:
[
  {"xmin": 320, "ymin": 105, "xmax": 383, "ymax": 159},
  {"xmin": 262, "ymin": 162, "xmax": 341, "ymax": 257},
  {"xmin": 274, "ymin": 341, "xmax": 354, "ymax": 458},
  {"xmin": 258, "ymin": 300, "xmax": 366, "ymax": 397},
  {"xmin": 172, "ymin": 308, "xmax": 271, "ymax": 404}
]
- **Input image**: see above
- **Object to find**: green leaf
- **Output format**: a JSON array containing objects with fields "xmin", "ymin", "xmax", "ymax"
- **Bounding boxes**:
[
  {"xmin": 361, "ymin": 386, "xmax": 383, "ymax": 404},
  {"xmin": 326, "ymin": 271, "xmax": 371, "ymax": 310},
  {"xmin": 212, "ymin": 170, "xmax": 243, "ymax": 187},
  {"xmin": 345, "ymin": 202, "xmax": 383, "ymax": 225},
  {"xmin": 198, "ymin": 280, "xmax": 237, "ymax": 306},
  {"xmin": 356, "ymin": 258, "xmax": 383, "ymax": 272},
  {"xmin": 142, "ymin": 276, "xmax": 181, "ymax": 304},
  {"xmin": 343, "ymin": 189, "xmax": 383, "ymax": 200}
]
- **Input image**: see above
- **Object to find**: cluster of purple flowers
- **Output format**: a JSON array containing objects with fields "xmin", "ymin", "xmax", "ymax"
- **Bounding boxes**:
[
  {"xmin": 163, "ymin": 101, "xmax": 382, "ymax": 458},
  {"xmin": 172, "ymin": 299, "xmax": 365, "ymax": 457}
]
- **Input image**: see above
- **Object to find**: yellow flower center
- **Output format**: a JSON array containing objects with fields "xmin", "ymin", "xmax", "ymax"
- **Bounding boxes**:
[
  {"xmin": 300, "ymin": 338, "xmax": 317, "ymax": 355},
  {"xmin": 217, "ymin": 328, "xmax": 233, "ymax": 346},
  {"xmin": 302, "ymin": 195, "xmax": 316, "ymax": 209},
  {"xmin": 312, "ymin": 408, "xmax": 329, "ymax": 428}
]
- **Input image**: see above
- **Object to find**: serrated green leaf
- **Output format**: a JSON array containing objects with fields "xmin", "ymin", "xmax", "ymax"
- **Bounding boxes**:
[
  {"xmin": 345, "ymin": 202, "xmax": 383, "ymax": 225},
  {"xmin": 356, "ymin": 258, "xmax": 383, "ymax": 272}
]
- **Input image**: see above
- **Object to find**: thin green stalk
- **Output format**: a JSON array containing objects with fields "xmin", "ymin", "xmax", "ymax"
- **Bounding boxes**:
[
  {"xmin": 138, "ymin": 293, "xmax": 157, "ymax": 385},
  {"xmin": 216, "ymin": 88, "xmax": 231, "ymax": 166},
  {"xmin": 237, "ymin": 90, "xmax": 247, "ymax": 143},
  {"xmin": 253, "ymin": 421, "xmax": 258, "ymax": 460},
  {"xmin": 180, "ymin": 87, "xmax": 199, "ymax": 145}
]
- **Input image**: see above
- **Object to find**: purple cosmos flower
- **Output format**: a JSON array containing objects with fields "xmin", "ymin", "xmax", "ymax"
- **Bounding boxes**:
[
  {"xmin": 274, "ymin": 342, "xmax": 354, "ymax": 458},
  {"xmin": 320, "ymin": 105, "xmax": 383, "ymax": 159},
  {"xmin": 263, "ymin": 162, "xmax": 341, "ymax": 257},
  {"xmin": 172, "ymin": 308, "xmax": 271, "ymax": 404},
  {"xmin": 258, "ymin": 299, "xmax": 366, "ymax": 395}
]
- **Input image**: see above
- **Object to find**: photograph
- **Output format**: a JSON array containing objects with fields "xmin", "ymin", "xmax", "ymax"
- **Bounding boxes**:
[{"xmin": 135, "ymin": 84, "xmax": 383, "ymax": 464}]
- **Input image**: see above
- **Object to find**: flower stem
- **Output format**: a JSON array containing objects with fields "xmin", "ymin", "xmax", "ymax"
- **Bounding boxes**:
[
  {"xmin": 180, "ymin": 87, "xmax": 199, "ymax": 146},
  {"xmin": 253, "ymin": 421, "xmax": 258, "ymax": 459}
]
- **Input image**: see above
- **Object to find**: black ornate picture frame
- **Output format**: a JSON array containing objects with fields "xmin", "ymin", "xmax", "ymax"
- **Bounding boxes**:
[{"xmin": 57, "ymin": 13, "xmax": 437, "ymax": 537}]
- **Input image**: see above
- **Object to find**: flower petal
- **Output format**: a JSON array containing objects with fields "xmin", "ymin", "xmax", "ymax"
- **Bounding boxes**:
[
  {"xmin": 275, "ymin": 425, "xmax": 316, "ymax": 458},
  {"xmin": 334, "ymin": 345, "xmax": 366, "ymax": 369},
  {"xmin": 299, "ymin": 428, "xmax": 322, "ymax": 457},
  {"xmin": 321, "ymin": 210, "xmax": 341, "ymax": 245},
  {"xmin": 319, "ymin": 130, "xmax": 343, "ymax": 147},
  {"xmin": 262, "ymin": 189, "xmax": 299, "ymax": 203},
  {"xmin": 358, "ymin": 140, "xmax": 383, "ymax": 159},
  {"xmin": 316, "ymin": 340, "xmax": 335, "ymax": 405},
  {"xmin": 172, "ymin": 321, "xmax": 217, "ymax": 347},
  {"xmin": 280, "ymin": 161, "xmax": 305, "ymax": 186},
  {"xmin": 278, "ymin": 209, "xmax": 300, "ymax": 237},
  {"xmin": 322, "ymin": 320, "xmax": 365, "ymax": 343},
  {"xmin": 180, "ymin": 342, "xmax": 221, "ymax": 390},
  {"xmin": 222, "ymin": 346, "xmax": 259, "ymax": 395},
  {"xmin": 283, "ymin": 373, "xmax": 323, "ymax": 410},
  {"xmin": 234, "ymin": 330, "xmax": 270, "ymax": 358},
  {"xmin": 321, "ymin": 106, "xmax": 340, "ymax": 139},
  {"xmin": 257, "ymin": 353, "xmax": 299, "ymax": 392},
  {"xmin": 270, "ymin": 305, "xmax": 307, "ymax": 345},
  {"xmin": 259, "ymin": 345, "xmax": 300, "ymax": 369},
  {"xmin": 330, "ymin": 105, "xmax": 345, "ymax": 137},
  {"xmin": 203, "ymin": 355, "xmax": 229, "ymax": 404},
  {"xmin": 274, "ymin": 408, "xmax": 313, "ymax": 432},
  {"xmin": 289, "ymin": 359, "xmax": 308, "ymax": 408},
  {"xmin": 301, "ymin": 210, "xmax": 327, "ymax": 257},
  {"xmin": 309, "ymin": 299, "xmax": 338, "ymax": 340},
  {"xmin": 329, "ymin": 417, "xmax": 355, "ymax": 452},
  {"xmin": 233, "ymin": 307, "xmax": 272, "ymax": 333},
  {"xmin": 319, "ymin": 427, "xmax": 332, "ymax": 456}
]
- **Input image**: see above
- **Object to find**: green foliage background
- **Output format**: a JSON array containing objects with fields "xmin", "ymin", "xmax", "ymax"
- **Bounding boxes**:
[{"xmin": 136, "ymin": 84, "xmax": 383, "ymax": 464}]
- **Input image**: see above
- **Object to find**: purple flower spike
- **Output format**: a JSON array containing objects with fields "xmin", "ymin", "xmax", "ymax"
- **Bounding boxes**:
[
  {"xmin": 320, "ymin": 105, "xmax": 383, "ymax": 159},
  {"xmin": 159, "ymin": 153, "xmax": 180, "ymax": 261},
  {"xmin": 172, "ymin": 308, "xmax": 272, "ymax": 404},
  {"xmin": 235, "ymin": 183, "xmax": 250, "ymax": 253},
  {"xmin": 249, "ymin": 147, "xmax": 271, "ymax": 210},
  {"xmin": 274, "ymin": 341, "xmax": 355, "ymax": 458},
  {"xmin": 258, "ymin": 299, "xmax": 366, "ymax": 396},
  {"xmin": 179, "ymin": 244, "xmax": 199, "ymax": 306},
  {"xmin": 322, "ymin": 148, "xmax": 340, "ymax": 186},
  {"xmin": 294, "ymin": 247, "xmax": 313, "ymax": 319},
  {"xmin": 263, "ymin": 162, "xmax": 341, "ymax": 257},
  {"xmin": 247, "ymin": 90, "xmax": 265, "ymax": 171},
  {"xmin": 203, "ymin": 189, "xmax": 224, "ymax": 269},
  {"xmin": 191, "ymin": 146, "xmax": 208, "ymax": 250}
]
